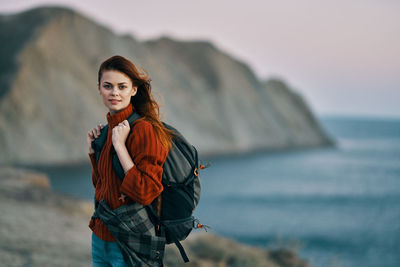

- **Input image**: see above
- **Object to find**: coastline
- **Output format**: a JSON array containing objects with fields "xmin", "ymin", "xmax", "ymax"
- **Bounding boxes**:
[
  {"xmin": 0, "ymin": 165, "xmax": 310, "ymax": 267},
  {"xmin": 9, "ymin": 140, "xmax": 336, "ymax": 171}
]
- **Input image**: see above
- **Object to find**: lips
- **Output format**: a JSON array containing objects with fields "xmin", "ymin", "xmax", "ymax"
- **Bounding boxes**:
[{"xmin": 109, "ymin": 99, "xmax": 121, "ymax": 105}]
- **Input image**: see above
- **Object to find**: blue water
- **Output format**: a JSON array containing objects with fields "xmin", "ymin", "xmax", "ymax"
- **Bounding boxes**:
[{"xmin": 35, "ymin": 116, "xmax": 400, "ymax": 267}]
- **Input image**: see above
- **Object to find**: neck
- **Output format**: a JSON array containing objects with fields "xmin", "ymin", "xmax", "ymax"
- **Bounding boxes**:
[{"xmin": 106, "ymin": 103, "xmax": 134, "ymax": 129}]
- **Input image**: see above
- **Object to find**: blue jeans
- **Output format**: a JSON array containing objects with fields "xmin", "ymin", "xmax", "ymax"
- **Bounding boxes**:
[{"xmin": 92, "ymin": 232, "xmax": 126, "ymax": 267}]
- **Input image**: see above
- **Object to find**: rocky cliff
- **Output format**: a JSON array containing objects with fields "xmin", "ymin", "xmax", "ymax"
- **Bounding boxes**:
[{"xmin": 0, "ymin": 6, "xmax": 334, "ymax": 165}]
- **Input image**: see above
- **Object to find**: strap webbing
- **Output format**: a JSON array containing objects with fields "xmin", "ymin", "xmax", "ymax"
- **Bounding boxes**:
[{"xmin": 174, "ymin": 240, "xmax": 189, "ymax": 263}]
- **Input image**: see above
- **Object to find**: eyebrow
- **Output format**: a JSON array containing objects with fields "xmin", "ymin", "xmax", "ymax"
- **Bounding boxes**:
[{"xmin": 103, "ymin": 81, "xmax": 128, "ymax": 85}]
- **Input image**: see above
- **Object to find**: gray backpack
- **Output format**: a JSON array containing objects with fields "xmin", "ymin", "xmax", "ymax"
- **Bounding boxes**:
[{"xmin": 91, "ymin": 111, "xmax": 209, "ymax": 262}]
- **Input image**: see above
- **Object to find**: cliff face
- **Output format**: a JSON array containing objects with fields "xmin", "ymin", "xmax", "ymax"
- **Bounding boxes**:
[{"xmin": 0, "ymin": 6, "xmax": 333, "ymax": 165}]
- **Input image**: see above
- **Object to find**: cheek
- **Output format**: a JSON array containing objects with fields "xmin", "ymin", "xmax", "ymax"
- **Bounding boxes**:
[
  {"xmin": 100, "ymin": 91, "xmax": 109, "ymax": 101},
  {"xmin": 122, "ymin": 90, "xmax": 134, "ymax": 98},
  {"xmin": 100, "ymin": 89, "xmax": 109, "ymax": 96}
]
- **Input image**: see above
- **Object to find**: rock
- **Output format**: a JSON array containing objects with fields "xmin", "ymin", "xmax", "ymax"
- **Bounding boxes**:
[
  {"xmin": 0, "ymin": 166, "xmax": 92, "ymax": 267},
  {"xmin": 0, "ymin": 6, "xmax": 334, "ymax": 165},
  {"xmin": 163, "ymin": 232, "xmax": 310, "ymax": 267}
]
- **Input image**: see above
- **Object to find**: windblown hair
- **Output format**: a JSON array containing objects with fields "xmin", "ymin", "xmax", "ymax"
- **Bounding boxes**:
[{"xmin": 98, "ymin": 55, "xmax": 175, "ymax": 152}]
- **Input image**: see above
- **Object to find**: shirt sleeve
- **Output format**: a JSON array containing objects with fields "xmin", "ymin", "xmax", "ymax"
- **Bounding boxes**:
[
  {"xmin": 120, "ymin": 120, "xmax": 168, "ymax": 206},
  {"xmin": 89, "ymin": 152, "xmax": 100, "ymax": 188}
]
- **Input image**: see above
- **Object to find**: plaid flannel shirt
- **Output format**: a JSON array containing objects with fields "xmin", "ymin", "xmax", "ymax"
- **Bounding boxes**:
[{"xmin": 91, "ymin": 197, "xmax": 166, "ymax": 267}]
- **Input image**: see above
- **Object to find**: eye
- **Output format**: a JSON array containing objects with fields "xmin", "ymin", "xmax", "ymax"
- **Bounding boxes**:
[
  {"xmin": 104, "ymin": 84, "xmax": 111, "ymax": 89},
  {"xmin": 119, "ymin": 85, "xmax": 127, "ymax": 89}
]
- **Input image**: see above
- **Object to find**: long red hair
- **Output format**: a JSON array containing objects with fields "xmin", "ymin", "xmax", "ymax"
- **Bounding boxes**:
[{"xmin": 98, "ymin": 55, "xmax": 175, "ymax": 152}]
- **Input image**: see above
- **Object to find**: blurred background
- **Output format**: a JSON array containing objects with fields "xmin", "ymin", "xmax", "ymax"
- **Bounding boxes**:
[{"xmin": 0, "ymin": 1, "xmax": 399, "ymax": 267}]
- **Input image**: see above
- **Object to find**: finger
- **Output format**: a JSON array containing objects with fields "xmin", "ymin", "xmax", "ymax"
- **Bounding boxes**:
[
  {"xmin": 92, "ymin": 129, "xmax": 99, "ymax": 138},
  {"xmin": 88, "ymin": 129, "xmax": 95, "ymax": 139},
  {"xmin": 122, "ymin": 120, "xmax": 129, "ymax": 127}
]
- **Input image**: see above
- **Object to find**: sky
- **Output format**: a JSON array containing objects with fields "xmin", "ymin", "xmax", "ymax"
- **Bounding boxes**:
[{"xmin": 1, "ymin": 0, "xmax": 399, "ymax": 118}]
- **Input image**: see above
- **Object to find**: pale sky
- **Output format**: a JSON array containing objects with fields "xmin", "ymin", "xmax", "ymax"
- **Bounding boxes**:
[{"xmin": 1, "ymin": 0, "xmax": 400, "ymax": 118}]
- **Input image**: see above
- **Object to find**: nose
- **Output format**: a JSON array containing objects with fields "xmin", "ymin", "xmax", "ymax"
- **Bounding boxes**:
[{"xmin": 111, "ymin": 87, "xmax": 119, "ymax": 96}]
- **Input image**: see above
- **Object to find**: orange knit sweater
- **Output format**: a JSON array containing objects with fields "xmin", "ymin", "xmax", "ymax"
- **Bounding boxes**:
[{"xmin": 88, "ymin": 103, "xmax": 168, "ymax": 241}]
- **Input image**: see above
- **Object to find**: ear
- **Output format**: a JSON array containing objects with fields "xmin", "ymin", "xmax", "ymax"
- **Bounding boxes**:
[{"xmin": 132, "ymin": 86, "xmax": 138, "ymax": 96}]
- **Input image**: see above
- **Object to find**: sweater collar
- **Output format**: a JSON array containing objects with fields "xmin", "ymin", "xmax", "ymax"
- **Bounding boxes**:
[{"xmin": 106, "ymin": 103, "xmax": 134, "ymax": 129}]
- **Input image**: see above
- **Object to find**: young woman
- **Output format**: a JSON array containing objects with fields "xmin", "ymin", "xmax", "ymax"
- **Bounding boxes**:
[{"xmin": 87, "ymin": 55, "xmax": 175, "ymax": 266}]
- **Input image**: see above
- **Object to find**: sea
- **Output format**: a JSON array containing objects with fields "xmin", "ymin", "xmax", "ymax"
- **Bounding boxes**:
[{"xmin": 33, "ymin": 116, "xmax": 400, "ymax": 267}]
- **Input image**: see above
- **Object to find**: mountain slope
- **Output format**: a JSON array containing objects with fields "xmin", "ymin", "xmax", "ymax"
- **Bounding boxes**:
[{"xmin": 0, "ymin": 6, "xmax": 333, "ymax": 165}]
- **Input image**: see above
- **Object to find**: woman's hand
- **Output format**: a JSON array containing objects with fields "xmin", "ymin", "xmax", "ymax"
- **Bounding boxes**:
[
  {"xmin": 87, "ymin": 123, "xmax": 105, "ymax": 154},
  {"xmin": 112, "ymin": 120, "xmax": 130, "ymax": 151}
]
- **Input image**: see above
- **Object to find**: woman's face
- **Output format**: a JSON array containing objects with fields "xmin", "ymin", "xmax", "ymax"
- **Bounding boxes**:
[{"xmin": 98, "ymin": 70, "xmax": 137, "ymax": 115}]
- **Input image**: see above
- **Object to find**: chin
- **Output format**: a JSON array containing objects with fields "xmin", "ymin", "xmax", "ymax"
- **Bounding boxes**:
[
  {"xmin": 110, "ymin": 105, "xmax": 126, "ymax": 114},
  {"xmin": 106, "ymin": 101, "xmax": 129, "ymax": 114}
]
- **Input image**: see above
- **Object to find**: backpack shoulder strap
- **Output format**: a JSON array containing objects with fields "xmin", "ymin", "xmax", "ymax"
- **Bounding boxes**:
[
  {"xmin": 92, "ymin": 111, "xmax": 141, "ymax": 163},
  {"xmin": 90, "ymin": 109, "xmax": 142, "ymax": 167},
  {"xmin": 127, "ymin": 110, "xmax": 142, "ymax": 127},
  {"xmin": 111, "ymin": 110, "xmax": 143, "ymax": 181},
  {"xmin": 91, "ymin": 124, "xmax": 109, "ymax": 166}
]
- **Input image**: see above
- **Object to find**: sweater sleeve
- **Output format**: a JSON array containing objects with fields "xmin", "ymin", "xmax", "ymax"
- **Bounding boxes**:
[
  {"xmin": 89, "ymin": 152, "xmax": 100, "ymax": 188},
  {"xmin": 120, "ymin": 120, "xmax": 168, "ymax": 206}
]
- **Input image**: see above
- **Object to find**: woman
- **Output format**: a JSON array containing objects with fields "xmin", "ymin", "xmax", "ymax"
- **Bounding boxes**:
[{"xmin": 87, "ymin": 55, "xmax": 175, "ymax": 266}]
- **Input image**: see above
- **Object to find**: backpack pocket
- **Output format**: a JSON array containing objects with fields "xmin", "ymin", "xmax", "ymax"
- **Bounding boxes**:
[{"xmin": 161, "ymin": 216, "xmax": 195, "ymax": 244}]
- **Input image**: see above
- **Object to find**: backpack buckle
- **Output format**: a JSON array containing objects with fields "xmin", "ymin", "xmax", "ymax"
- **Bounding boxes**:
[{"xmin": 193, "ymin": 167, "xmax": 199, "ymax": 176}]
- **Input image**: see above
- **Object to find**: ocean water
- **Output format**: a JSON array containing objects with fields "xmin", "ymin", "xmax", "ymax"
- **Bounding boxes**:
[{"xmin": 37, "ymin": 116, "xmax": 400, "ymax": 267}]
